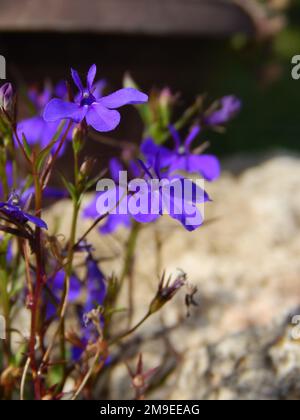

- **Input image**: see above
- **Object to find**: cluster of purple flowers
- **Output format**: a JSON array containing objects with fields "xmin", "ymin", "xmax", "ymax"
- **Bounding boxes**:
[
  {"xmin": 83, "ymin": 122, "xmax": 227, "ymax": 232},
  {"xmin": 0, "ymin": 64, "xmax": 241, "ymax": 367}
]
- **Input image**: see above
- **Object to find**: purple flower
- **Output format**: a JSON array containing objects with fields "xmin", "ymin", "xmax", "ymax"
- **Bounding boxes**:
[
  {"xmin": 129, "ymin": 158, "xmax": 211, "ymax": 231},
  {"xmin": 141, "ymin": 125, "xmax": 220, "ymax": 181},
  {"xmin": 0, "ymin": 193, "xmax": 48, "ymax": 230},
  {"xmin": 205, "ymin": 95, "xmax": 241, "ymax": 126},
  {"xmin": 44, "ymin": 64, "xmax": 148, "ymax": 132},
  {"xmin": 0, "ymin": 83, "xmax": 14, "ymax": 112}
]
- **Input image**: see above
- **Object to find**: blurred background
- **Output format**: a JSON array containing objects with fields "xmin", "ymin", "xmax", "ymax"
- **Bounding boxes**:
[
  {"xmin": 1, "ymin": 1, "xmax": 300, "ymax": 399},
  {"xmin": 0, "ymin": 0, "xmax": 299, "ymax": 158}
]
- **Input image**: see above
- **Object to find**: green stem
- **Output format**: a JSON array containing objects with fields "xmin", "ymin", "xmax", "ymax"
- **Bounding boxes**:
[
  {"xmin": 109, "ymin": 310, "xmax": 151, "ymax": 346},
  {"xmin": 0, "ymin": 268, "xmax": 11, "ymax": 363},
  {"xmin": 29, "ymin": 174, "xmax": 44, "ymax": 399},
  {"xmin": 120, "ymin": 221, "xmax": 141, "ymax": 285},
  {"xmin": 40, "ymin": 143, "xmax": 81, "ymax": 384},
  {"xmin": 59, "ymin": 142, "xmax": 81, "ymax": 380},
  {"xmin": 120, "ymin": 222, "xmax": 141, "ymax": 327}
]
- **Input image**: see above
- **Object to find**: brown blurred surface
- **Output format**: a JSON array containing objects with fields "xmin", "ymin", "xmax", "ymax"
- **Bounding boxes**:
[{"xmin": 0, "ymin": 0, "xmax": 255, "ymax": 36}]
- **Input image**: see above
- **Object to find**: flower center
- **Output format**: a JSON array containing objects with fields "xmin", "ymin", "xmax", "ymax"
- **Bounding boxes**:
[
  {"xmin": 80, "ymin": 90, "xmax": 96, "ymax": 107},
  {"xmin": 178, "ymin": 146, "xmax": 186, "ymax": 156}
]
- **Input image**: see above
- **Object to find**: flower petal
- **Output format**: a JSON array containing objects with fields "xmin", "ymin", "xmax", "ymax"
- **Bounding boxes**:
[
  {"xmin": 43, "ymin": 99, "xmax": 87, "ymax": 123},
  {"xmin": 71, "ymin": 68, "xmax": 84, "ymax": 93},
  {"xmin": 184, "ymin": 125, "xmax": 201, "ymax": 149},
  {"xmin": 170, "ymin": 202, "xmax": 203, "ymax": 231},
  {"xmin": 87, "ymin": 64, "xmax": 97, "ymax": 90},
  {"xmin": 169, "ymin": 154, "xmax": 220, "ymax": 181},
  {"xmin": 129, "ymin": 187, "xmax": 161, "ymax": 224},
  {"xmin": 169, "ymin": 125, "xmax": 181, "ymax": 150},
  {"xmin": 86, "ymin": 103, "xmax": 121, "ymax": 132},
  {"xmin": 99, "ymin": 88, "xmax": 148, "ymax": 109},
  {"xmin": 17, "ymin": 117, "xmax": 45, "ymax": 145},
  {"xmin": 141, "ymin": 138, "xmax": 174, "ymax": 168},
  {"xmin": 161, "ymin": 186, "xmax": 204, "ymax": 231},
  {"xmin": 24, "ymin": 212, "xmax": 48, "ymax": 230},
  {"xmin": 205, "ymin": 96, "xmax": 241, "ymax": 126},
  {"xmin": 187, "ymin": 155, "xmax": 221, "ymax": 181}
]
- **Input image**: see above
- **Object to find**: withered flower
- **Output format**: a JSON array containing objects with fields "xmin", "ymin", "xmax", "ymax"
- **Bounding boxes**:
[{"xmin": 149, "ymin": 270, "xmax": 187, "ymax": 314}]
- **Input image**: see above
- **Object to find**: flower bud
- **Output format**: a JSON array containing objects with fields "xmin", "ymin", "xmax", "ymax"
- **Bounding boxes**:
[
  {"xmin": 72, "ymin": 124, "xmax": 86, "ymax": 153},
  {"xmin": 79, "ymin": 158, "xmax": 96, "ymax": 179},
  {"xmin": 0, "ymin": 83, "xmax": 14, "ymax": 112}
]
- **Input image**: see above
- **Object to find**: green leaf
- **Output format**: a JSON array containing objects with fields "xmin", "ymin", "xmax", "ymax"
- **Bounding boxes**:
[
  {"xmin": 35, "ymin": 121, "xmax": 66, "ymax": 172},
  {"xmin": 59, "ymin": 173, "xmax": 78, "ymax": 202},
  {"xmin": 21, "ymin": 133, "xmax": 32, "ymax": 160}
]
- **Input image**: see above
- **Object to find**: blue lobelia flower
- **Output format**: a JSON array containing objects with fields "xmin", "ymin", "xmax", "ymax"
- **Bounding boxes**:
[
  {"xmin": 205, "ymin": 95, "xmax": 241, "ymax": 127},
  {"xmin": 141, "ymin": 125, "xmax": 221, "ymax": 181},
  {"xmin": 43, "ymin": 64, "xmax": 148, "ymax": 133},
  {"xmin": 128, "ymin": 157, "xmax": 211, "ymax": 231},
  {"xmin": 0, "ymin": 193, "xmax": 48, "ymax": 230}
]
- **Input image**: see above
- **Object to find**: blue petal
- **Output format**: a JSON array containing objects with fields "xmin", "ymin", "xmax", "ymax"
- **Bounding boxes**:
[
  {"xmin": 43, "ymin": 99, "xmax": 87, "ymax": 123},
  {"xmin": 17, "ymin": 117, "xmax": 45, "ymax": 145},
  {"xmin": 86, "ymin": 103, "xmax": 121, "ymax": 132},
  {"xmin": 99, "ymin": 88, "xmax": 148, "ymax": 109},
  {"xmin": 71, "ymin": 68, "xmax": 84, "ymax": 93},
  {"xmin": 24, "ymin": 212, "xmax": 48, "ymax": 230},
  {"xmin": 141, "ymin": 138, "xmax": 174, "ymax": 168},
  {"xmin": 87, "ymin": 64, "xmax": 97, "ymax": 90},
  {"xmin": 184, "ymin": 125, "xmax": 201, "ymax": 149}
]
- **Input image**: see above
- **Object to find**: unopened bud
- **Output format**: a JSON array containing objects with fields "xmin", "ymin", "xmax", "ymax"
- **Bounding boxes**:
[
  {"xmin": 72, "ymin": 125, "xmax": 86, "ymax": 153},
  {"xmin": 79, "ymin": 158, "xmax": 96, "ymax": 179},
  {"xmin": 0, "ymin": 83, "xmax": 14, "ymax": 112}
]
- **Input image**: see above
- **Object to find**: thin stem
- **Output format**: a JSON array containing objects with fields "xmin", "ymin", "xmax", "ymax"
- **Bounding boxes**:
[
  {"xmin": 29, "ymin": 173, "xmax": 44, "ymax": 400},
  {"xmin": 120, "ymin": 221, "xmax": 140, "ymax": 286},
  {"xmin": 71, "ymin": 347, "xmax": 104, "ymax": 401},
  {"xmin": 20, "ymin": 357, "xmax": 31, "ymax": 401},
  {"xmin": 40, "ymin": 136, "xmax": 81, "ymax": 377},
  {"xmin": 109, "ymin": 310, "xmax": 151, "ymax": 346},
  {"xmin": 0, "ymin": 268, "xmax": 11, "ymax": 363},
  {"xmin": 40, "ymin": 201, "xmax": 80, "ymax": 370},
  {"xmin": 120, "ymin": 222, "xmax": 141, "ymax": 327},
  {"xmin": 73, "ymin": 213, "xmax": 109, "ymax": 250},
  {"xmin": 41, "ymin": 121, "xmax": 73, "ymax": 187}
]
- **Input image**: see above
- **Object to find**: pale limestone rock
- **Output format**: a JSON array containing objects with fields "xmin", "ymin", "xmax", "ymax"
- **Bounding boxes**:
[{"xmin": 44, "ymin": 154, "xmax": 300, "ymax": 399}]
